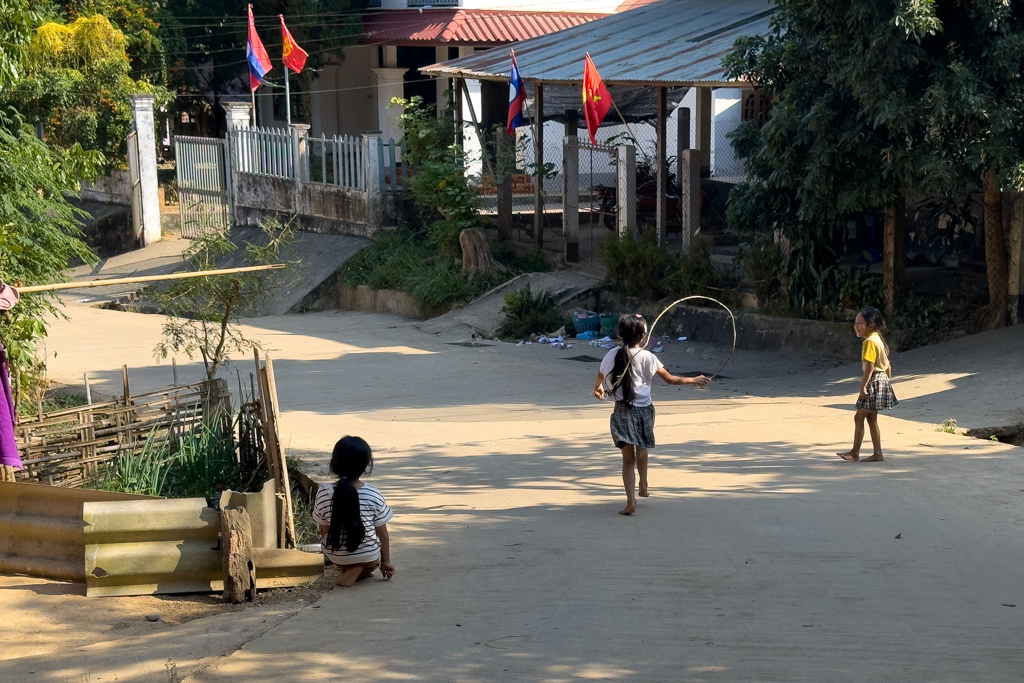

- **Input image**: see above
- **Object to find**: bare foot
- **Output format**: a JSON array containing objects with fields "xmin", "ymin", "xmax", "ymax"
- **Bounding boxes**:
[
  {"xmin": 837, "ymin": 451, "xmax": 859, "ymax": 461},
  {"xmin": 619, "ymin": 502, "xmax": 636, "ymax": 515},
  {"xmin": 335, "ymin": 567, "xmax": 363, "ymax": 587},
  {"xmin": 860, "ymin": 453, "xmax": 884, "ymax": 462},
  {"xmin": 638, "ymin": 486, "xmax": 650, "ymax": 498}
]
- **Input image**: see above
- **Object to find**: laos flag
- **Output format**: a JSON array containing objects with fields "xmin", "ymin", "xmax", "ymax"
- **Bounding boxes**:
[
  {"xmin": 507, "ymin": 49, "xmax": 527, "ymax": 135},
  {"xmin": 246, "ymin": 5, "xmax": 272, "ymax": 91}
]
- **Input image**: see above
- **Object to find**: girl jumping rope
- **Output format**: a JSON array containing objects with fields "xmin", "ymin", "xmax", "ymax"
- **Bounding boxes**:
[
  {"xmin": 593, "ymin": 314, "xmax": 710, "ymax": 515},
  {"xmin": 838, "ymin": 307, "xmax": 898, "ymax": 462},
  {"xmin": 312, "ymin": 436, "xmax": 396, "ymax": 586}
]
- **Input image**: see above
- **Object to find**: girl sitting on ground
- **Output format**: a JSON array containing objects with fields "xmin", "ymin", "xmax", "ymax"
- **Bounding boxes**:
[
  {"xmin": 312, "ymin": 436, "xmax": 395, "ymax": 586},
  {"xmin": 593, "ymin": 313, "xmax": 710, "ymax": 515},
  {"xmin": 838, "ymin": 307, "xmax": 898, "ymax": 462}
]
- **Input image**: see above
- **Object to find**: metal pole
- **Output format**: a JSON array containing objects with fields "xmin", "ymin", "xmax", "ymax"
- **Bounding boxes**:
[
  {"xmin": 533, "ymin": 82, "xmax": 545, "ymax": 247},
  {"xmin": 251, "ymin": 89, "xmax": 257, "ymax": 127},
  {"xmin": 285, "ymin": 68, "xmax": 292, "ymax": 126}
]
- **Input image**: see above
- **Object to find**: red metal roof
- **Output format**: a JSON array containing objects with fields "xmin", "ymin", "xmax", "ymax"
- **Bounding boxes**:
[{"xmin": 360, "ymin": 9, "xmax": 604, "ymax": 46}]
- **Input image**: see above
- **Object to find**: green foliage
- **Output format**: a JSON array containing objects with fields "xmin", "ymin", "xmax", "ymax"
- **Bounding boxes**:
[
  {"xmin": 600, "ymin": 231, "xmax": 727, "ymax": 301},
  {"xmin": 17, "ymin": 391, "xmax": 88, "ymax": 419},
  {"xmin": 340, "ymin": 233, "xmax": 497, "ymax": 308},
  {"xmin": 937, "ymin": 418, "xmax": 958, "ymax": 434},
  {"xmin": 6, "ymin": 14, "xmax": 172, "ymax": 172},
  {"xmin": 93, "ymin": 413, "xmax": 256, "ymax": 499},
  {"xmin": 498, "ymin": 284, "xmax": 566, "ymax": 340},
  {"xmin": 0, "ymin": 111, "xmax": 102, "ymax": 406},
  {"xmin": 888, "ymin": 293, "xmax": 949, "ymax": 351},
  {"xmin": 392, "ymin": 96, "xmax": 479, "ymax": 254},
  {"xmin": 152, "ymin": 218, "xmax": 295, "ymax": 381},
  {"xmin": 63, "ymin": 0, "xmax": 165, "ymax": 82},
  {"xmin": 600, "ymin": 231, "xmax": 673, "ymax": 299},
  {"xmin": 491, "ymin": 243, "xmax": 551, "ymax": 274},
  {"xmin": 0, "ymin": 0, "xmax": 38, "ymax": 90}
]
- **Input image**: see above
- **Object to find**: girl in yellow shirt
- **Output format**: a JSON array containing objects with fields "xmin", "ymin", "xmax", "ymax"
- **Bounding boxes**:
[{"xmin": 838, "ymin": 307, "xmax": 898, "ymax": 462}]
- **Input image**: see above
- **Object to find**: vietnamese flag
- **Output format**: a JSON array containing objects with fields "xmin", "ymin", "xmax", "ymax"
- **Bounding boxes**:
[
  {"xmin": 582, "ymin": 53, "xmax": 612, "ymax": 144},
  {"xmin": 279, "ymin": 15, "xmax": 308, "ymax": 73}
]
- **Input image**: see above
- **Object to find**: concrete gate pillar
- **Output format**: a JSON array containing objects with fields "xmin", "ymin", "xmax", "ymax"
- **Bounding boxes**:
[
  {"xmin": 616, "ymin": 144, "xmax": 637, "ymax": 238},
  {"xmin": 677, "ymin": 108, "xmax": 700, "ymax": 251},
  {"xmin": 222, "ymin": 102, "xmax": 252, "ymax": 227},
  {"xmin": 130, "ymin": 95, "xmax": 160, "ymax": 246},
  {"xmin": 693, "ymin": 86, "xmax": 713, "ymax": 174}
]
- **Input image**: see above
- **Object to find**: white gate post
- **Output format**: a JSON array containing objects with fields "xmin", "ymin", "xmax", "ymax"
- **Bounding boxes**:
[
  {"xmin": 364, "ymin": 134, "xmax": 382, "ymax": 226},
  {"xmin": 222, "ymin": 102, "xmax": 252, "ymax": 227},
  {"xmin": 290, "ymin": 123, "xmax": 310, "ymax": 182},
  {"xmin": 129, "ymin": 95, "xmax": 160, "ymax": 245},
  {"xmin": 562, "ymin": 136, "xmax": 580, "ymax": 263},
  {"xmin": 616, "ymin": 144, "xmax": 637, "ymax": 238}
]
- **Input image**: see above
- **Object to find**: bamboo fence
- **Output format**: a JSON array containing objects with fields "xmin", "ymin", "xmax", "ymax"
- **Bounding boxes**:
[{"xmin": 14, "ymin": 380, "xmax": 221, "ymax": 487}]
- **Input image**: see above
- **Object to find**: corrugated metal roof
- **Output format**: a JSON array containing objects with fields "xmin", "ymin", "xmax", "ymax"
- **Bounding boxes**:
[
  {"xmin": 420, "ymin": 0, "xmax": 775, "ymax": 87},
  {"xmin": 360, "ymin": 9, "xmax": 604, "ymax": 46}
]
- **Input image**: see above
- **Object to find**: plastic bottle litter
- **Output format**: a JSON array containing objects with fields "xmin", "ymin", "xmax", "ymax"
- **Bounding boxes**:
[{"xmin": 678, "ymin": 336, "xmax": 688, "ymax": 341}]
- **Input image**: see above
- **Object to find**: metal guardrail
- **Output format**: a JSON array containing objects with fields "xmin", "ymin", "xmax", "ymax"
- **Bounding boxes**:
[
  {"xmin": 1, "ymin": 481, "xmax": 322, "ymax": 596},
  {"xmin": 0, "ymin": 481, "xmax": 153, "ymax": 581}
]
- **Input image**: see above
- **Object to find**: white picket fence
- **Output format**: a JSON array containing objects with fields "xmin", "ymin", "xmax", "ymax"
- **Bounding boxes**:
[{"xmin": 230, "ymin": 126, "xmax": 408, "ymax": 192}]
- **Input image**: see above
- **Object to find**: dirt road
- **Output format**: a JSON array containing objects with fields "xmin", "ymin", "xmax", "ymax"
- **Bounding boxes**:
[{"xmin": 4, "ymin": 303, "xmax": 1022, "ymax": 681}]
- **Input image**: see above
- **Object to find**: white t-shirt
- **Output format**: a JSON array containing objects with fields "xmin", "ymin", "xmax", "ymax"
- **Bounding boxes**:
[
  {"xmin": 312, "ymin": 482, "xmax": 393, "ymax": 565},
  {"xmin": 600, "ymin": 347, "xmax": 664, "ymax": 407}
]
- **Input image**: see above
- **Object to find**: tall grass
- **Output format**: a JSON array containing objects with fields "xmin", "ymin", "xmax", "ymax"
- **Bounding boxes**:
[{"xmin": 93, "ymin": 411, "xmax": 257, "ymax": 499}]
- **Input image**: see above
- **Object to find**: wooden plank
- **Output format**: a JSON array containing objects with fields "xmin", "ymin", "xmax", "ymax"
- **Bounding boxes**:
[{"xmin": 264, "ymin": 355, "xmax": 295, "ymax": 549}]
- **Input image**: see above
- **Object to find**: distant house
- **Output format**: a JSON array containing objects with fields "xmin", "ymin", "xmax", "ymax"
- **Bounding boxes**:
[{"xmin": 255, "ymin": 1, "xmax": 654, "ymax": 143}]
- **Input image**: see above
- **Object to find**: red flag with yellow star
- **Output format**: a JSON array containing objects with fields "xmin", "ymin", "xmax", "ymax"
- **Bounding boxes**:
[
  {"xmin": 583, "ymin": 53, "xmax": 612, "ymax": 144},
  {"xmin": 280, "ymin": 15, "xmax": 308, "ymax": 73}
]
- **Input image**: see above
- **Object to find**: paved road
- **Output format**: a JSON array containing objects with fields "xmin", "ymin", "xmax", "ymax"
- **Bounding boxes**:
[{"xmin": 31, "ymin": 305, "xmax": 1024, "ymax": 681}]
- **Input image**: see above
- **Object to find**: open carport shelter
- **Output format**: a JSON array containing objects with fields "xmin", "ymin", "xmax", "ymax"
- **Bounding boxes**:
[{"xmin": 421, "ymin": 0, "xmax": 775, "ymax": 257}]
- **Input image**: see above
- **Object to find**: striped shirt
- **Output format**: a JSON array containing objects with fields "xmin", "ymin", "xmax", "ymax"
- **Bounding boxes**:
[{"xmin": 312, "ymin": 482, "xmax": 393, "ymax": 565}]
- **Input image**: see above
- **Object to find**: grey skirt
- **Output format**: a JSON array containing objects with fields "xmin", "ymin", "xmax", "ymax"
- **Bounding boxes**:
[
  {"xmin": 856, "ymin": 371, "xmax": 898, "ymax": 411},
  {"xmin": 610, "ymin": 402, "xmax": 656, "ymax": 450}
]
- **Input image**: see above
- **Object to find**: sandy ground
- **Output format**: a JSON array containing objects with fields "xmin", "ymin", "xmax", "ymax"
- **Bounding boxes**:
[{"xmin": 3, "ymin": 302, "xmax": 1023, "ymax": 681}]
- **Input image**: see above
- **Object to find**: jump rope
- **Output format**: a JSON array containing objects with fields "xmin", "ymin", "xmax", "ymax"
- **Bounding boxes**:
[{"xmin": 600, "ymin": 295, "xmax": 738, "ymax": 398}]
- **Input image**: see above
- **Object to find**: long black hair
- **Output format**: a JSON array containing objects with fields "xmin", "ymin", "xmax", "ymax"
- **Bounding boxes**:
[
  {"xmin": 325, "ymin": 436, "xmax": 373, "ymax": 553},
  {"xmin": 610, "ymin": 314, "xmax": 648, "ymax": 407},
  {"xmin": 858, "ymin": 307, "xmax": 889, "ymax": 354}
]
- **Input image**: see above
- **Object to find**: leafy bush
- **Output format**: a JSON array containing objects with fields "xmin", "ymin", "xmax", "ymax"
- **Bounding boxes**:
[
  {"xmin": 392, "ymin": 96, "xmax": 479, "ymax": 254},
  {"xmin": 937, "ymin": 418, "xmax": 958, "ymax": 434},
  {"xmin": 600, "ymin": 230, "xmax": 673, "ymax": 299},
  {"xmin": 665, "ymin": 241, "xmax": 722, "ymax": 298},
  {"xmin": 498, "ymin": 284, "xmax": 566, "ymax": 339},
  {"xmin": 889, "ymin": 293, "xmax": 949, "ymax": 351},
  {"xmin": 491, "ymin": 243, "xmax": 551, "ymax": 274}
]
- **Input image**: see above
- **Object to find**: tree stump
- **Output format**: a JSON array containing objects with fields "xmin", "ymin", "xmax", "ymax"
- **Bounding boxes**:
[
  {"xmin": 220, "ymin": 506, "xmax": 255, "ymax": 604},
  {"xmin": 460, "ymin": 228, "xmax": 506, "ymax": 281}
]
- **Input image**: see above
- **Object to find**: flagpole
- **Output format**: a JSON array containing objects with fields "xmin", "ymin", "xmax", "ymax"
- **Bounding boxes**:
[
  {"xmin": 284, "ymin": 67, "xmax": 291, "ymax": 126},
  {"xmin": 251, "ymin": 88, "xmax": 257, "ymax": 127}
]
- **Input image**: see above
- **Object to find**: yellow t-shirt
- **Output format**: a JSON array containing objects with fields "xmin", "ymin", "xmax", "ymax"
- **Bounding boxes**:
[{"xmin": 861, "ymin": 332, "xmax": 890, "ymax": 372}]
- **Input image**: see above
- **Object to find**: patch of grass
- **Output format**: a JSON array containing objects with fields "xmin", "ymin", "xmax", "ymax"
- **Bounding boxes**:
[
  {"xmin": 340, "ymin": 233, "xmax": 513, "ymax": 309},
  {"xmin": 290, "ymin": 484, "xmax": 321, "ymax": 547},
  {"xmin": 91, "ymin": 411, "xmax": 261, "ymax": 499},
  {"xmin": 17, "ymin": 392, "xmax": 88, "ymax": 418},
  {"xmin": 937, "ymin": 418, "xmax": 958, "ymax": 434}
]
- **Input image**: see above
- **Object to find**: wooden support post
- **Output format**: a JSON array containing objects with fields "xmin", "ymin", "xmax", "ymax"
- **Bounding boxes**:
[
  {"xmin": 172, "ymin": 358, "xmax": 178, "ymax": 386},
  {"xmin": 677, "ymin": 108, "xmax": 699, "ymax": 250},
  {"xmin": 454, "ymin": 78, "xmax": 465, "ymax": 148},
  {"xmin": 883, "ymin": 198, "xmax": 906, "ymax": 316},
  {"xmin": 533, "ymin": 82, "xmax": 545, "ymax": 247},
  {"xmin": 496, "ymin": 128, "xmax": 513, "ymax": 242},
  {"xmin": 220, "ymin": 506, "xmax": 255, "ymax": 604},
  {"xmin": 1009, "ymin": 191, "xmax": 1023, "ymax": 325},
  {"xmin": 563, "ymin": 134, "xmax": 580, "ymax": 263},
  {"xmin": 264, "ymin": 354, "xmax": 295, "ymax": 549},
  {"xmin": 655, "ymin": 86, "xmax": 668, "ymax": 247}
]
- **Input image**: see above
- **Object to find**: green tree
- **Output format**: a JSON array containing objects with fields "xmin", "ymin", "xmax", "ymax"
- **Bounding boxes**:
[
  {"xmin": 0, "ymin": 0, "xmax": 103, "ymax": 404},
  {"xmin": 726, "ymin": 0, "xmax": 1024, "ymax": 327},
  {"xmin": 725, "ymin": 0, "xmax": 944, "ymax": 318},
  {"xmin": 6, "ymin": 14, "xmax": 171, "ymax": 172},
  {"xmin": 63, "ymin": 0, "xmax": 166, "ymax": 82},
  {"xmin": 153, "ymin": 220, "xmax": 295, "ymax": 381}
]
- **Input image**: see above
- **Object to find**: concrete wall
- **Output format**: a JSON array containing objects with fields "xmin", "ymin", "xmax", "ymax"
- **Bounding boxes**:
[
  {"xmin": 79, "ymin": 171, "xmax": 132, "ymax": 205},
  {"xmin": 322, "ymin": 47, "xmax": 379, "ymax": 137},
  {"xmin": 233, "ymin": 172, "xmax": 411, "ymax": 238},
  {"xmin": 301, "ymin": 282, "xmax": 453, "ymax": 320},
  {"xmin": 596, "ymin": 292, "xmax": 861, "ymax": 359}
]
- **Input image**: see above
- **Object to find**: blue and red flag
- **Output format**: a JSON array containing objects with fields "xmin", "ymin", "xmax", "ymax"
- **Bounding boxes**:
[
  {"xmin": 246, "ymin": 5, "xmax": 272, "ymax": 92},
  {"xmin": 507, "ymin": 49, "xmax": 527, "ymax": 135}
]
